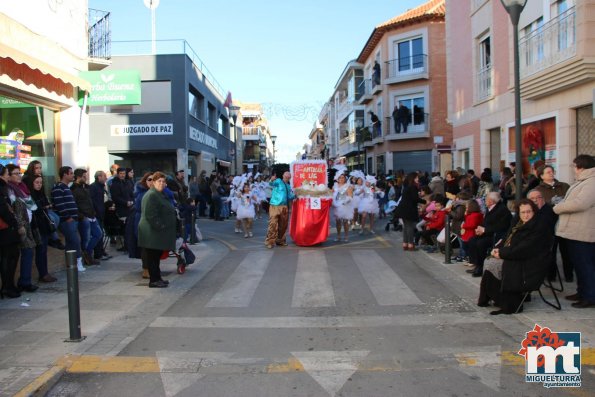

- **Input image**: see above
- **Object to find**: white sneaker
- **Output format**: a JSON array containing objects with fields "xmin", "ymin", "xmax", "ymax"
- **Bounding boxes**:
[
  {"xmin": 77, "ymin": 264, "xmax": 86, "ymax": 272},
  {"xmin": 235, "ymin": 228, "xmax": 240, "ymax": 233},
  {"xmin": 249, "ymin": 232, "xmax": 253, "ymax": 237}
]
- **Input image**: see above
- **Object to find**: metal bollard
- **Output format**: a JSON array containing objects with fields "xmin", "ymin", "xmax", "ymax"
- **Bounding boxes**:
[
  {"xmin": 444, "ymin": 214, "xmax": 452, "ymax": 264},
  {"xmin": 65, "ymin": 250, "xmax": 84, "ymax": 342},
  {"xmin": 190, "ymin": 211, "xmax": 197, "ymax": 244}
]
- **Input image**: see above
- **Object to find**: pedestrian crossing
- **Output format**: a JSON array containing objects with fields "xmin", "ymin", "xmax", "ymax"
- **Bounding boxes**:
[{"xmin": 202, "ymin": 249, "xmax": 424, "ymax": 310}]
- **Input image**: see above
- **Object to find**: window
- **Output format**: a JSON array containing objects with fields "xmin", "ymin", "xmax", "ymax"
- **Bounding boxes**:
[
  {"xmin": 477, "ymin": 34, "xmax": 492, "ymax": 100},
  {"xmin": 523, "ymin": 17, "xmax": 544, "ymax": 65},
  {"xmin": 218, "ymin": 117, "xmax": 224, "ymax": 135},
  {"xmin": 557, "ymin": 0, "xmax": 569, "ymax": 50},
  {"xmin": 479, "ymin": 36, "xmax": 491, "ymax": 69},
  {"xmin": 188, "ymin": 89, "xmax": 204, "ymax": 120},
  {"xmin": 397, "ymin": 37, "xmax": 423, "ymax": 72},
  {"xmin": 398, "ymin": 96, "xmax": 425, "ymax": 129},
  {"xmin": 91, "ymin": 81, "xmax": 171, "ymax": 113},
  {"xmin": 207, "ymin": 103, "xmax": 217, "ymax": 129}
]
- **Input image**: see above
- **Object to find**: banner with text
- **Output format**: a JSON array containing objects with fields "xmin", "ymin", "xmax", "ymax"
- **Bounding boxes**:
[
  {"xmin": 111, "ymin": 124, "xmax": 173, "ymax": 137},
  {"xmin": 80, "ymin": 70, "xmax": 141, "ymax": 106},
  {"xmin": 291, "ymin": 160, "xmax": 328, "ymax": 189}
]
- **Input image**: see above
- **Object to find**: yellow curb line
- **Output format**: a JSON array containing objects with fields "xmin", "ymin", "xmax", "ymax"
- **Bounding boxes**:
[{"xmin": 13, "ymin": 365, "xmax": 65, "ymax": 397}]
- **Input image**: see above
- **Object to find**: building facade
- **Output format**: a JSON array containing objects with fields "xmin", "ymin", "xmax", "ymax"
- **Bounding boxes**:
[
  {"xmin": 0, "ymin": 1, "xmax": 106, "ymax": 183},
  {"xmin": 88, "ymin": 44, "xmax": 234, "ymax": 178},
  {"xmin": 356, "ymin": 0, "xmax": 451, "ymax": 175},
  {"xmin": 446, "ymin": 0, "xmax": 594, "ymax": 183},
  {"xmin": 237, "ymin": 103, "xmax": 274, "ymax": 174}
]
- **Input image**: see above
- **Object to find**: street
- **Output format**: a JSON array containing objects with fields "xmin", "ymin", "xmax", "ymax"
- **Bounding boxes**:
[{"xmin": 35, "ymin": 216, "xmax": 594, "ymax": 396}]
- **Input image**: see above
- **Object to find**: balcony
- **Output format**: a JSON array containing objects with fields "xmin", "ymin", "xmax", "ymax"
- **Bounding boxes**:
[
  {"xmin": 385, "ymin": 113, "xmax": 431, "ymax": 140},
  {"xmin": 336, "ymin": 97, "xmax": 356, "ymax": 123},
  {"xmin": 384, "ymin": 54, "xmax": 428, "ymax": 84},
  {"xmin": 357, "ymin": 79, "xmax": 373, "ymax": 104},
  {"xmin": 88, "ymin": 8, "xmax": 111, "ymax": 70},
  {"xmin": 520, "ymin": 8, "xmax": 575, "ymax": 79},
  {"xmin": 475, "ymin": 65, "xmax": 492, "ymax": 102},
  {"xmin": 242, "ymin": 126, "xmax": 262, "ymax": 141}
]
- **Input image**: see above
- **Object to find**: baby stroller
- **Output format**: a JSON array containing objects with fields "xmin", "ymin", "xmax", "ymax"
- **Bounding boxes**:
[
  {"xmin": 161, "ymin": 238, "xmax": 196, "ymax": 274},
  {"xmin": 384, "ymin": 200, "xmax": 403, "ymax": 232},
  {"xmin": 103, "ymin": 200, "xmax": 125, "ymax": 252}
]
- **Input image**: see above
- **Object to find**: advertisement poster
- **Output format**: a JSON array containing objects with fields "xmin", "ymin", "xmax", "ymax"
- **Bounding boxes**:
[
  {"xmin": 0, "ymin": 130, "xmax": 31, "ymax": 170},
  {"xmin": 291, "ymin": 160, "xmax": 328, "ymax": 189}
]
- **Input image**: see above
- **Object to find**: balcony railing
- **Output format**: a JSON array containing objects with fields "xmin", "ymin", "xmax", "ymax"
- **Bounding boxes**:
[
  {"xmin": 519, "ymin": 7, "xmax": 576, "ymax": 78},
  {"xmin": 242, "ymin": 126, "xmax": 262, "ymax": 140},
  {"xmin": 357, "ymin": 79, "xmax": 373, "ymax": 103},
  {"xmin": 476, "ymin": 65, "xmax": 492, "ymax": 102},
  {"xmin": 111, "ymin": 39, "xmax": 226, "ymax": 99},
  {"xmin": 88, "ymin": 8, "xmax": 111, "ymax": 60},
  {"xmin": 385, "ymin": 54, "xmax": 428, "ymax": 81},
  {"xmin": 385, "ymin": 113, "xmax": 431, "ymax": 139}
]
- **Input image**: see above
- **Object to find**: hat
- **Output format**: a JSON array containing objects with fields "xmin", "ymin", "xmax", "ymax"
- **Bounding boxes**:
[
  {"xmin": 333, "ymin": 164, "xmax": 347, "ymax": 181},
  {"xmin": 365, "ymin": 175, "xmax": 377, "ymax": 185},
  {"xmin": 350, "ymin": 170, "xmax": 365, "ymax": 180}
]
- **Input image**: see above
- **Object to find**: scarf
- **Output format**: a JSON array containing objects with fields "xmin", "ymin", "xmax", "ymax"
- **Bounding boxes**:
[
  {"xmin": 504, "ymin": 219, "xmax": 525, "ymax": 247},
  {"xmin": 7, "ymin": 180, "xmax": 37, "ymax": 211}
]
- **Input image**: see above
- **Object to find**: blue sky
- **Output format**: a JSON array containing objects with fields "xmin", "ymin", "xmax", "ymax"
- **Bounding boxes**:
[{"xmin": 89, "ymin": 0, "xmax": 425, "ymax": 162}]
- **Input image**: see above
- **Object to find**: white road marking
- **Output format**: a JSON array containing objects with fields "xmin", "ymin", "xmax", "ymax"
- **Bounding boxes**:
[
  {"xmin": 292, "ymin": 351, "xmax": 370, "ymax": 397},
  {"xmin": 206, "ymin": 251, "xmax": 273, "ymax": 307},
  {"xmin": 292, "ymin": 250, "xmax": 335, "ymax": 307},
  {"xmin": 351, "ymin": 250, "xmax": 422, "ymax": 305}
]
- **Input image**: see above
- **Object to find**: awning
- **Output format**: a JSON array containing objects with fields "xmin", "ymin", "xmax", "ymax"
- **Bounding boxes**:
[
  {"xmin": 217, "ymin": 160, "xmax": 231, "ymax": 167},
  {"xmin": 0, "ymin": 43, "xmax": 92, "ymax": 93}
]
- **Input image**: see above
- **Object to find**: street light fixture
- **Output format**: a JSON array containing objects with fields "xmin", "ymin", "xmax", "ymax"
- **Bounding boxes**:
[
  {"xmin": 500, "ymin": 0, "xmax": 527, "ymax": 204},
  {"xmin": 229, "ymin": 105, "xmax": 241, "ymax": 175},
  {"xmin": 271, "ymin": 135, "xmax": 277, "ymax": 166}
]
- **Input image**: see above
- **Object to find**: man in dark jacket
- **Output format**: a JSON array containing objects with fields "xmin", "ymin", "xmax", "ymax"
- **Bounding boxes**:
[
  {"xmin": 109, "ymin": 167, "xmax": 134, "ymax": 218},
  {"xmin": 71, "ymin": 169, "xmax": 102, "ymax": 265},
  {"xmin": 197, "ymin": 170, "xmax": 209, "ymax": 217},
  {"xmin": 467, "ymin": 192, "xmax": 512, "ymax": 277},
  {"xmin": 89, "ymin": 170, "xmax": 111, "ymax": 261}
]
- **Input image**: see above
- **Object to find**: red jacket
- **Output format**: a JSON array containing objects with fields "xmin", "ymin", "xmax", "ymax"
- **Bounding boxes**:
[
  {"xmin": 426, "ymin": 209, "xmax": 446, "ymax": 231},
  {"xmin": 461, "ymin": 212, "xmax": 484, "ymax": 241}
]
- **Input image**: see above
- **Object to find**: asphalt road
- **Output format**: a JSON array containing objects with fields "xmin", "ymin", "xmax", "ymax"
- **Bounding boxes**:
[{"xmin": 45, "ymin": 216, "xmax": 592, "ymax": 397}]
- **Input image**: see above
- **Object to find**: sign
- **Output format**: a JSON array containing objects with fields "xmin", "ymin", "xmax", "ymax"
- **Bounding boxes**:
[
  {"xmin": 0, "ymin": 96, "xmax": 34, "ymax": 108},
  {"xmin": 310, "ymin": 197, "xmax": 321, "ymax": 210},
  {"xmin": 80, "ymin": 70, "xmax": 141, "ymax": 106},
  {"xmin": 291, "ymin": 160, "xmax": 328, "ymax": 189},
  {"xmin": 189, "ymin": 126, "xmax": 218, "ymax": 149},
  {"xmin": 111, "ymin": 124, "xmax": 173, "ymax": 137},
  {"xmin": 433, "ymin": 135, "xmax": 444, "ymax": 144},
  {"xmin": 519, "ymin": 324, "xmax": 581, "ymax": 388},
  {"xmin": 0, "ymin": 138, "xmax": 30, "ymax": 170}
]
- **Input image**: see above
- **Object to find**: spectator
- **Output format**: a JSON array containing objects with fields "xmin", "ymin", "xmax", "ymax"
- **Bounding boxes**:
[
  {"xmin": 71, "ymin": 169, "xmax": 102, "ymax": 266},
  {"xmin": 207, "ymin": 171, "xmax": 218, "ymax": 218},
  {"xmin": 398, "ymin": 172, "xmax": 425, "ymax": 251},
  {"xmin": 420, "ymin": 194, "xmax": 447, "ymax": 253},
  {"xmin": 5, "ymin": 164, "xmax": 40, "ymax": 292},
  {"xmin": 458, "ymin": 175, "xmax": 473, "ymax": 196},
  {"xmin": 457, "ymin": 199, "xmax": 484, "ymax": 263},
  {"xmin": 197, "ymin": 170, "xmax": 209, "ymax": 217},
  {"xmin": 553, "ymin": 154, "xmax": 595, "ymax": 308},
  {"xmin": 0, "ymin": 164, "xmax": 22, "ymax": 298},
  {"xmin": 210, "ymin": 176, "xmax": 223, "ymax": 221},
  {"xmin": 477, "ymin": 199, "xmax": 552, "ymax": 315},
  {"xmin": 449, "ymin": 191, "xmax": 471, "ymax": 259},
  {"xmin": 428, "ymin": 172, "xmax": 444, "ymax": 196},
  {"xmin": 137, "ymin": 172, "xmax": 176, "ymax": 288},
  {"xmin": 372, "ymin": 60, "xmax": 381, "ymax": 86},
  {"xmin": 27, "ymin": 174, "xmax": 57, "ymax": 283},
  {"xmin": 444, "ymin": 170, "xmax": 460, "ymax": 199},
  {"xmin": 467, "ymin": 170, "xmax": 480, "ymax": 197},
  {"xmin": 523, "ymin": 160, "xmax": 546, "ymax": 196},
  {"xmin": 106, "ymin": 163, "xmax": 119, "ymax": 194},
  {"xmin": 51, "ymin": 166, "xmax": 86, "ymax": 272},
  {"xmin": 89, "ymin": 171, "xmax": 111, "ymax": 261},
  {"xmin": 466, "ymin": 192, "xmax": 512, "ymax": 277},
  {"xmin": 180, "ymin": 197, "xmax": 197, "ymax": 243},
  {"xmin": 535, "ymin": 165, "xmax": 570, "ymax": 205},
  {"xmin": 396, "ymin": 103, "xmax": 410, "ymax": 133},
  {"xmin": 498, "ymin": 167, "xmax": 513, "ymax": 205},
  {"xmin": 368, "ymin": 111, "xmax": 381, "ymax": 138},
  {"xmin": 110, "ymin": 167, "xmax": 134, "ymax": 219},
  {"xmin": 132, "ymin": 172, "xmax": 154, "ymax": 279},
  {"xmin": 476, "ymin": 171, "xmax": 494, "ymax": 211},
  {"xmin": 188, "ymin": 176, "xmax": 199, "ymax": 204}
]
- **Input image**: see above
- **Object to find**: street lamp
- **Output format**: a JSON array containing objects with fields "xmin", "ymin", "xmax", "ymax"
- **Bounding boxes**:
[
  {"xmin": 501, "ymin": 0, "xmax": 527, "ymax": 204},
  {"xmin": 271, "ymin": 135, "xmax": 277, "ymax": 165},
  {"xmin": 229, "ymin": 105, "xmax": 241, "ymax": 175}
]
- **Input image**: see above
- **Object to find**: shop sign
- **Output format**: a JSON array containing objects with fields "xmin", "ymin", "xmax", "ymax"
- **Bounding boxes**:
[
  {"xmin": 0, "ymin": 96, "xmax": 34, "ymax": 108},
  {"xmin": 80, "ymin": 70, "xmax": 141, "ymax": 106},
  {"xmin": 111, "ymin": 124, "xmax": 173, "ymax": 136},
  {"xmin": 291, "ymin": 160, "xmax": 328, "ymax": 189},
  {"xmin": 189, "ymin": 126, "xmax": 218, "ymax": 149}
]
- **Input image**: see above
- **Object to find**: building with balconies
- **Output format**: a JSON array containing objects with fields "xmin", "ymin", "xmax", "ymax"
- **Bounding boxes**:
[
  {"xmin": 0, "ymin": 2, "xmax": 107, "ymax": 181},
  {"xmin": 238, "ymin": 103, "xmax": 274, "ymax": 174},
  {"xmin": 355, "ymin": 0, "xmax": 452, "ymax": 175},
  {"xmin": 308, "ymin": 122, "xmax": 326, "ymax": 160},
  {"xmin": 446, "ymin": 0, "xmax": 594, "ymax": 183}
]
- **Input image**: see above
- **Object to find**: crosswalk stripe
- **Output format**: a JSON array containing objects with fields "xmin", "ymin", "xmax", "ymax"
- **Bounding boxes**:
[
  {"xmin": 351, "ymin": 250, "xmax": 422, "ymax": 306},
  {"xmin": 292, "ymin": 251, "xmax": 336, "ymax": 307},
  {"xmin": 206, "ymin": 251, "xmax": 273, "ymax": 308}
]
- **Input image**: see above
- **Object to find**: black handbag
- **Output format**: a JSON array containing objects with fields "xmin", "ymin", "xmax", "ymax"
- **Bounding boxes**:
[{"xmin": 42, "ymin": 210, "xmax": 57, "ymax": 233}]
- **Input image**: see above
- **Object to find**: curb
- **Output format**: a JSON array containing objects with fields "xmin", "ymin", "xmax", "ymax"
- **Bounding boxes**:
[{"xmin": 13, "ymin": 365, "xmax": 65, "ymax": 397}]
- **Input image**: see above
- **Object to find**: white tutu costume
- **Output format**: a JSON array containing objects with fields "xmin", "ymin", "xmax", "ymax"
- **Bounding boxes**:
[
  {"xmin": 332, "ymin": 183, "xmax": 354, "ymax": 221},
  {"xmin": 236, "ymin": 192, "xmax": 256, "ymax": 220},
  {"xmin": 352, "ymin": 184, "xmax": 364, "ymax": 211},
  {"xmin": 358, "ymin": 185, "xmax": 382, "ymax": 215}
]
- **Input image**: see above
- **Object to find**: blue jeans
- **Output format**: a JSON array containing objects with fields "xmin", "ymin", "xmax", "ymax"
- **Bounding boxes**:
[
  {"xmin": 59, "ymin": 220, "xmax": 81, "ymax": 258},
  {"xmin": 458, "ymin": 238, "xmax": 468, "ymax": 258},
  {"xmin": 79, "ymin": 218, "xmax": 103, "ymax": 255},
  {"xmin": 35, "ymin": 234, "xmax": 49, "ymax": 278},
  {"xmin": 18, "ymin": 247, "xmax": 34, "ymax": 287},
  {"xmin": 566, "ymin": 240, "xmax": 595, "ymax": 302}
]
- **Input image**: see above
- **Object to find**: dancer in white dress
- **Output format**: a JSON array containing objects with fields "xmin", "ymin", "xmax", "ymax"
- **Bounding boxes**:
[
  {"xmin": 351, "ymin": 173, "xmax": 365, "ymax": 229},
  {"xmin": 358, "ymin": 175, "xmax": 383, "ymax": 234},
  {"xmin": 229, "ymin": 176, "xmax": 243, "ymax": 233},
  {"xmin": 236, "ymin": 183, "xmax": 257, "ymax": 238},
  {"xmin": 332, "ymin": 171, "xmax": 353, "ymax": 242}
]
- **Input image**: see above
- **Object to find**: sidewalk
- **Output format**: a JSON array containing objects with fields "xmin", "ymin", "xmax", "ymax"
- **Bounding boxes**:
[
  {"xmin": 0, "ymin": 239, "xmax": 228, "ymax": 397},
  {"xmin": 379, "ymin": 228, "xmax": 595, "ymax": 347}
]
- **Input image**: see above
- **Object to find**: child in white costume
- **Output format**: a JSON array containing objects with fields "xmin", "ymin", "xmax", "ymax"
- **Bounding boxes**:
[
  {"xmin": 332, "ymin": 170, "xmax": 353, "ymax": 242},
  {"xmin": 358, "ymin": 175, "xmax": 384, "ymax": 234},
  {"xmin": 350, "ymin": 173, "xmax": 365, "ymax": 228},
  {"xmin": 236, "ymin": 183, "xmax": 257, "ymax": 238}
]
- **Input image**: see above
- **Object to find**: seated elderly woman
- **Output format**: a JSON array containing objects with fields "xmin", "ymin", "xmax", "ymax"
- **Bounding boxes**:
[{"xmin": 477, "ymin": 199, "xmax": 552, "ymax": 315}]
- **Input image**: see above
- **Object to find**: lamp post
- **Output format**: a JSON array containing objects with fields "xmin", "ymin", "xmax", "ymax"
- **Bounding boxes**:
[
  {"xmin": 271, "ymin": 135, "xmax": 277, "ymax": 166},
  {"xmin": 501, "ymin": 0, "xmax": 527, "ymax": 204},
  {"xmin": 229, "ymin": 105, "xmax": 241, "ymax": 175}
]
